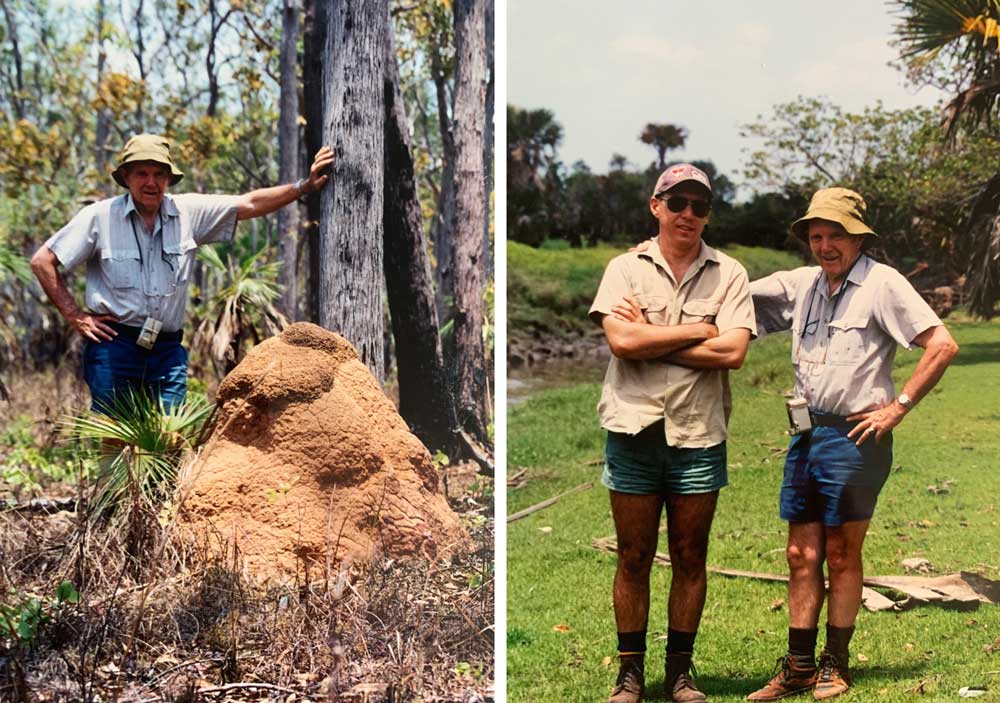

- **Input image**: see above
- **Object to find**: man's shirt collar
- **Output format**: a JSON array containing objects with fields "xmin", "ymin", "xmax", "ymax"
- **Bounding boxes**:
[
  {"xmin": 121, "ymin": 193, "xmax": 179, "ymax": 220},
  {"xmin": 638, "ymin": 239, "xmax": 718, "ymax": 282}
]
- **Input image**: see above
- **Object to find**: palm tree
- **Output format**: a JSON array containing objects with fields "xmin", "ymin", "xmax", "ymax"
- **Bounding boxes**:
[
  {"xmin": 893, "ymin": 0, "xmax": 1000, "ymax": 317},
  {"xmin": 507, "ymin": 106, "xmax": 563, "ymax": 190},
  {"xmin": 192, "ymin": 246, "xmax": 289, "ymax": 375},
  {"xmin": 66, "ymin": 389, "xmax": 213, "ymax": 560},
  {"xmin": 639, "ymin": 123, "xmax": 688, "ymax": 171}
]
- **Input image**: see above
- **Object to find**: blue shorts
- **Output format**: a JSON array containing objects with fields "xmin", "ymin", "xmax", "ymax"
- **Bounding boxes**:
[
  {"xmin": 780, "ymin": 422, "xmax": 893, "ymax": 526},
  {"xmin": 603, "ymin": 421, "xmax": 727, "ymax": 496},
  {"xmin": 82, "ymin": 336, "xmax": 188, "ymax": 414}
]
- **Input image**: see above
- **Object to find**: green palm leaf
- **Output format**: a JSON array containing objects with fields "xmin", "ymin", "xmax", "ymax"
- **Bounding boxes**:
[{"xmin": 63, "ymin": 388, "xmax": 213, "ymax": 517}]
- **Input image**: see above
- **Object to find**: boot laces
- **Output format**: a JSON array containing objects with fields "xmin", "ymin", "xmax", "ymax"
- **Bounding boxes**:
[{"xmin": 612, "ymin": 661, "xmax": 642, "ymax": 695}]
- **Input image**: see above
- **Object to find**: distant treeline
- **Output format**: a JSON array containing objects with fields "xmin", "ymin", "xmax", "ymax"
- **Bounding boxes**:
[{"xmin": 507, "ymin": 100, "xmax": 1000, "ymax": 312}]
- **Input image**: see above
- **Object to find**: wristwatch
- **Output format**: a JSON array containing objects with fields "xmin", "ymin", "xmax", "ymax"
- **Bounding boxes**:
[
  {"xmin": 295, "ymin": 177, "xmax": 307, "ymax": 195},
  {"xmin": 897, "ymin": 392, "xmax": 913, "ymax": 409}
]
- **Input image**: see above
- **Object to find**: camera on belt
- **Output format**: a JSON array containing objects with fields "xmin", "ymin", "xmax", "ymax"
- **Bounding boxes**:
[
  {"xmin": 136, "ymin": 317, "xmax": 162, "ymax": 349},
  {"xmin": 785, "ymin": 397, "xmax": 812, "ymax": 435}
]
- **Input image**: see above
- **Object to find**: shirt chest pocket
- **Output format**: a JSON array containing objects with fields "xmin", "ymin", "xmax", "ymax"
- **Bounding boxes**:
[
  {"xmin": 681, "ymin": 299, "xmax": 721, "ymax": 323},
  {"xmin": 157, "ymin": 239, "xmax": 198, "ymax": 295},
  {"xmin": 827, "ymin": 315, "xmax": 869, "ymax": 365},
  {"xmin": 100, "ymin": 249, "xmax": 142, "ymax": 290},
  {"xmin": 640, "ymin": 295, "xmax": 672, "ymax": 325}
]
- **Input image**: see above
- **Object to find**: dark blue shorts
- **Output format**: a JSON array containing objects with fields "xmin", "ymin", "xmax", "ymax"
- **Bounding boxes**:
[
  {"xmin": 780, "ymin": 421, "xmax": 893, "ymax": 526},
  {"xmin": 603, "ymin": 421, "xmax": 727, "ymax": 496},
  {"xmin": 82, "ymin": 336, "xmax": 188, "ymax": 413}
]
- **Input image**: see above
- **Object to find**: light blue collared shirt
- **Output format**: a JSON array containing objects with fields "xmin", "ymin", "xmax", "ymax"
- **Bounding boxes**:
[
  {"xmin": 751, "ymin": 255, "xmax": 942, "ymax": 415},
  {"xmin": 45, "ymin": 192, "xmax": 240, "ymax": 332}
]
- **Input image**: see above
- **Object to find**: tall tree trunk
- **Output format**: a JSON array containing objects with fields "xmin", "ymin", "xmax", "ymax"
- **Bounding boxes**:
[
  {"xmin": 383, "ymin": 27, "xmax": 458, "ymax": 455},
  {"xmin": 430, "ymin": 51, "xmax": 456, "ymax": 325},
  {"xmin": 450, "ymin": 0, "xmax": 488, "ymax": 441},
  {"xmin": 0, "ymin": 0, "xmax": 24, "ymax": 119},
  {"xmin": 130, "ymin": 0, "xmax": 146, "ymax": 131},
  {"xmin": 95, "ymin": 0, "xmax": 112, "ymax": 194},
  {"xmin": 482, "ymin": 0, "xmax": 494, "ymax": 277},
  {"xmin": 302, "ymin": 0, "xmax": 325, "ymax": 323},
  {"xmin": 318, "ymin": 0, "xmax": 386, "ymax": 381},
  {"xmin": 277, "ymin": 0, "xmax": 301, "ymax": 320}
]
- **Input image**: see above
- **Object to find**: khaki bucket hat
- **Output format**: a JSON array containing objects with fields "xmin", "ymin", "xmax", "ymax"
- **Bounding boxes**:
[
  {"xmin": 790, "ymin": 187, "xmax": 877, "ymax": 240},
  {"xmin": 111, "ymin": 134, "xmax": 184, "ymax": 187}
]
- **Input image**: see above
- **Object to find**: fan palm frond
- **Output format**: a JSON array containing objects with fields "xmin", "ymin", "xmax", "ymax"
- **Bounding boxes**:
[
  {"xmin": 894, "ymin": 0, "xmax": 1000, "ymax": 132},
  {"xmin": 64, "ymin": 388, "xmax": 213, "ymax": 516}
]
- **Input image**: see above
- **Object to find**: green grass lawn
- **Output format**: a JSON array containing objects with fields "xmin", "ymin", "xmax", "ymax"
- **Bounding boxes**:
[
  {"xmin": 507, "ymin": 321, "xmax": 1000, "ymax": 703},
  {"xmin": 508, "ymin": 241, "xmax": 804, "ymax": 337}
]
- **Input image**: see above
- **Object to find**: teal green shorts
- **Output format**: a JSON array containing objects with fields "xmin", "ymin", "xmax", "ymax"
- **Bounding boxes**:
[{"xmin": 603, "ymin": 420, "xmax": 727, "ymax": 496}]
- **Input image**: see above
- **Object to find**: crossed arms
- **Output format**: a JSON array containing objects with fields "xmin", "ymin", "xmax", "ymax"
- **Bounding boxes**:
[{"xmin": 598, "ymin": 296, "xmax": 751, "ymax": 370}]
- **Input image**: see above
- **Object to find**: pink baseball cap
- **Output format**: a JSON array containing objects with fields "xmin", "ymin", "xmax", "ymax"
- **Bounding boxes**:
[{"xmin": 652, "ymin": 163, "xmax": 712, "ymax": 198}]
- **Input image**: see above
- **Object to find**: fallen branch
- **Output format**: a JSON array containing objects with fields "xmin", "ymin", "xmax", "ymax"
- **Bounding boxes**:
[
  {"xmin": 459, "ymin": 428, "xmax": 494, "ymax": 476},
  {"xmin": 591, "ymin": 537, "xmax": 999, "ymax": 612},
  {"xmin": 508, "ymin": 482, "xmax": 594, "ymax": 523},
  {"xmin": 2, "ymin": 496, "xmax": 78, "ymax": 513},
  {"xmin": 507, "ymin": 469, "xmax": 527, "ymax": 488}
]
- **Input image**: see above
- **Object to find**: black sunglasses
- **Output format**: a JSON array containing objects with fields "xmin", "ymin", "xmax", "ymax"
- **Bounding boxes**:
[{"xmin": 658, "ymin": 195, "xmax": 711, "ymax": 218}]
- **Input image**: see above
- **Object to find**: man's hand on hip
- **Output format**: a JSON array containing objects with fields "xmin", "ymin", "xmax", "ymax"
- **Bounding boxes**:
[{"xmin": 73, "ymin": 313, "xmax": 119, "ymax": 343}]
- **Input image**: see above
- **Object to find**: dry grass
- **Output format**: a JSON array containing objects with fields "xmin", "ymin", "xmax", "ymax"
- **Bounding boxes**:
[
  {"xmin": 1, "ymin": 370, "xmax": 494, "ymax": 703},
  {"xmin": 0, "ymin": 486, "xmax": 493, "ymax": 702}
]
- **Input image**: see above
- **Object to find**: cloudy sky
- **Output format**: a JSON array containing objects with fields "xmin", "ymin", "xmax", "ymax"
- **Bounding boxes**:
[{"xmin": 507, "ymin": 1, "xmax": 945, "ymax": 193}]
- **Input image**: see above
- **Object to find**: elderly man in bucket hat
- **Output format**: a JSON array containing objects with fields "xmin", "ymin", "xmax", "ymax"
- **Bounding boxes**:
[
  {"xmin": 30, "ymin": 134, "xmax": 335, "ymax": 412},
  {"xmin": 591, "ymin": 164, "xmax": 755, "ymax": 703},
  {"xmin": 740, "ymin": 187, "xmax": 959, "ymax": 700}
]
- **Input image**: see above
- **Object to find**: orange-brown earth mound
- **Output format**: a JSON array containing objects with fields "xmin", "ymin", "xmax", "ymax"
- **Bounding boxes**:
[{"xmin": 178, "ymin": 322, "xmax": 469, "ymax": 581}]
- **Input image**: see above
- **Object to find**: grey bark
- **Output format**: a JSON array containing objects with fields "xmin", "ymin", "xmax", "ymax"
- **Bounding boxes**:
[
  {"xmin": 482, "ymin": 0, "xmax": 493, "ymax": 275},
  {"xmin": 318, "ymin": 0, "xmax": 387, "ymax": 381},
  {"xmin": 95, "ymin": 0, "xmax": 112, "ymax": 193},
  {"xmin": 0, "ymin": 0, "xmax": 25, "ymax": 119},
  {"xmin": 450, "ymin": 0, "xmax": 488, "ymax": 441},
  {"xmin": 129, "ymin": 0, "xmax": 146, "ymax": 130},
  {"xmin": 383, "ymin": 27, "xmax": 458, "ymax": 454},
  {"xmin": 277, "ymin": 0, "xmax": 301, "ymax": 320},
  {"xmin": 429, "ymin": 50, "xmax": 455, "ymax": 325}
]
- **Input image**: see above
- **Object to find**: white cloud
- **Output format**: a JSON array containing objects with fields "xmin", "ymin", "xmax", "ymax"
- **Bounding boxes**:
[
  {"xmin": 734, "ymin": 21, "xmax": 772, "ymax": 48},
  {"xmin": 609, "ymin": 34, "xmax": 705, "ymax": 68}
]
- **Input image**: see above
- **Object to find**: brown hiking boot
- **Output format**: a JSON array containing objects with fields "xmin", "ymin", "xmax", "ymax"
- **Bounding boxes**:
[
  {"xmin": 665, "ymin": 654, "xmax": 706, "ymax": 702},
  {"xmin": 609, "ymin": 658, "xmax": 644, "ymax": 703},
  {"xmin": 813, "ymin": 650, "xmax": 850, "ymax": 700},
  {"xmin": 747, "ymin": 654, "xmax": 817, "ymax": 701}
]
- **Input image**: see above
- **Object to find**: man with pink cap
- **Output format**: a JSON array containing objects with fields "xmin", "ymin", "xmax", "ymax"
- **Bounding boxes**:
[{"xmin": 590, "ymin": 163, "xmax": 756, "ymax": 702}]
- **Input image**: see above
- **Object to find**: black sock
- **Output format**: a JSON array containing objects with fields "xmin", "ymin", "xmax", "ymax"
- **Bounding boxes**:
[
  {"xmin": 618, "ymin": 630, "xmax": 647, "ymax": 656},
  {"xmin": 788, "ymin": 627, "xmax": 818, "ymax": 663},
  {"xmin": 825, "ymin": 624, "xmax": 855, "ymax": 661},
  {"xmin": 666, "ymin": 628, "xmax": 696, "ymax": 656}
]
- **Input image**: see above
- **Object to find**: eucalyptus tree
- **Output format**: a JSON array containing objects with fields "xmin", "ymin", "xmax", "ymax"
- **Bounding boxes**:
[
  {"xmin": 318, "ymin": 0, "xmax": 387, "ymax": 381},
  {"xmin": 383, "ymin": 27, "xmax": 458, "ymax": 454},
  {"xmin": 451, "ymin": 0, "xmax": 489, "ymax": 443}
]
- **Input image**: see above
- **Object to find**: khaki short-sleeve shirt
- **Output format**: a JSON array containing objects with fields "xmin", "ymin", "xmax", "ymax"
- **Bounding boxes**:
[
  {"xmin": 751, "ymin": 255, "xmax": 942, "ymax": 415},
  {"xmin": 45, "ymin": 193, "xmax": 240, "ymax": 332},
  {"xmin": 589, "ymin": 241, "xmax": 755, "ymax": 448}
]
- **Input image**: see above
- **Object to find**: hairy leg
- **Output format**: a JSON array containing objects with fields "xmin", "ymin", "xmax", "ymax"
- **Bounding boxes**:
[
  {"xmin": 610, "ymin": 490, "xmax": 665, "ymax": 633},
  {"xmin": 664, "ymin": 491, "xmax": 719, "ymax": 632}
]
